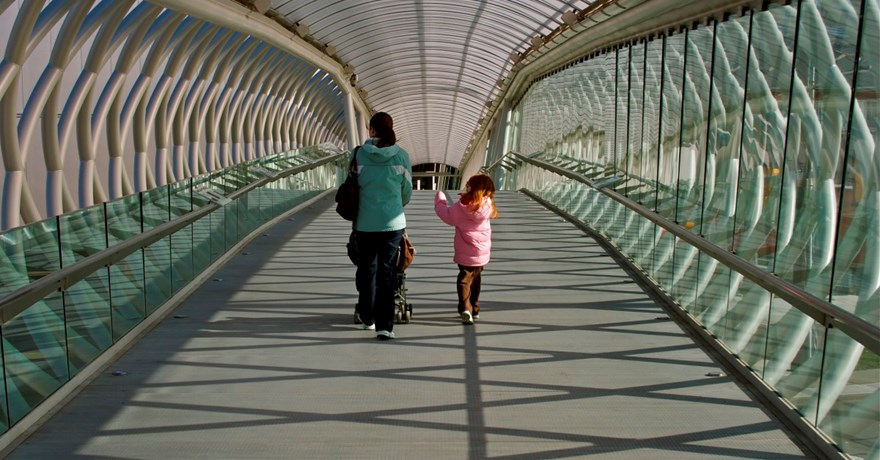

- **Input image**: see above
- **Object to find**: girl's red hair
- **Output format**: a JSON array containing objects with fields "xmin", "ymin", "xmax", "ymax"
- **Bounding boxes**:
[{"xmin": 460, "ymin": 174, "xmax": 498, "ymax": 218}]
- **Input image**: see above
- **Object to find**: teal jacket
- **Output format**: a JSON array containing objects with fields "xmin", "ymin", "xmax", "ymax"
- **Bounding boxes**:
[{"xmin": 354, "ymin": 138, "xmax": 413, "ymax": 232}]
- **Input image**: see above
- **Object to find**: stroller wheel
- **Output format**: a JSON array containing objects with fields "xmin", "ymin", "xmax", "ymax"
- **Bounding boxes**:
[
  {"xmin": 395, "ymin": 310, "xmax": 403, "ymax": 324},
  {"xmin": 404, "ymin": 310, "xmax": 412, "ymax": 323}
]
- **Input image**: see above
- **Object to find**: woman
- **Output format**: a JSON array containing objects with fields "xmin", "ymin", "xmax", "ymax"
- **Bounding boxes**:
[{"xmin": 354, "ymin": 112, "xmax": 412, "ymax": 340}]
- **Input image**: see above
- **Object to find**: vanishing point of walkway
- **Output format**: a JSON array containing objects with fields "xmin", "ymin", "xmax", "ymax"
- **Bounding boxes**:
[{"xmin": 9, "ymin": 192, "xmax": 811, "ymax": 459}]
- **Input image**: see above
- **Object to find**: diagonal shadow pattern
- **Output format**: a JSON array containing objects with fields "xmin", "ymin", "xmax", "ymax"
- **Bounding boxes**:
[{"xmin": 8, "ymin": 192, "xmax": 813, "ymax": 459}]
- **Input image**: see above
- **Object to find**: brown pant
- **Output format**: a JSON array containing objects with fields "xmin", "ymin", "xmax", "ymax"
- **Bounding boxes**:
[{"xmin": 457, "ymin": 265, "xmax": 484, "ymax": 315}]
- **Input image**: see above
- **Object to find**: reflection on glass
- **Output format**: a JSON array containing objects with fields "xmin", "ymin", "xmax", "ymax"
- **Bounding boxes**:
[
  {"xmin": 763, "ymin": 295, "xmax": 825, "ymax": 421},
  {"xmin": 0, "ymin": 147, "xmax": 338, "ymax": 435},
  {"xmin": 508, "ymin": 4, "xmax": 876, "ymax": 455},
  {"xmin": 718, "ymin": 277, "xmax": 771, "ymax": 376},
  {"xmin": 144, "ymin": 237, "xmax": 172, "ymax": 313},
  {"xmin": 110, "ymin": 251, "xmax": 146, "ymax": 340},
  {"xmin": 703, "ymin": 14, "xmax": 750, "ymax": 252},
  {"xmin": 818, "ymin": 330, "xmax": 879, "ymax": 460},
  {"xmin": 142, "ymin": 186, "xmax": 170, "ymax": 225},
  {"xmin": 628, "ymin": 43, "xmax": 645, "ymax": 194},
  {"xmin": 106, "ymin": 195, "xmax": 141, "ymax": 246},
  {"xmin": 616, "ymin": 47, "xmax": 629, "ymax": 174},
  {"xmin": 64, "ymin": 274, "xmax": 112, "ymax": 375},
  {"xmin": 59, "ymin": 205, "xmax": 106, "ymax": 266},
  {"xmin": 170, "ymin": 223, "xmax": 194, "ymax": 294},
  {"xmin": 2, "ymin": 292, "xmax": 68, "ymax": 424}
]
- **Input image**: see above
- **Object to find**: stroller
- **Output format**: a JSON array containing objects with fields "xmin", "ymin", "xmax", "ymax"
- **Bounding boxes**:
[{"xmin": 348, "ymin": 232, "xmax": 415, "ymax": 324}]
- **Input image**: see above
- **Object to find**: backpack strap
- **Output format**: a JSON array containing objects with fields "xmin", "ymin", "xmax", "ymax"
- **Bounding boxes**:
[{"xmin": 349, "ymin": 146, "xmax": 360, "ymax": 175}]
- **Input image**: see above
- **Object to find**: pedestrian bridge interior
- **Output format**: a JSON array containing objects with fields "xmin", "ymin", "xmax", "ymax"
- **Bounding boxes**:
[{"xmin": 0, "ymin": 0, "xmax": 877, "ymax": 458}]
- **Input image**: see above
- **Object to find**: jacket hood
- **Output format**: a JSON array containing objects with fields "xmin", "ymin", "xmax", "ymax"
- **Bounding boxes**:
[
  {"xmin": 359, "ymin": 138, "xmax": 404, "ymax": 163},
  {"xmin": 461, "ymin": 196, "xmax": 493, "ymax": 223}
]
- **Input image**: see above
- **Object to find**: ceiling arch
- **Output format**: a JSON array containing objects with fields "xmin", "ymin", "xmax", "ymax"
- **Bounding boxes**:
[{"xmin": 267, "ymin": 0, "xmax": 598, "ymax": 167}]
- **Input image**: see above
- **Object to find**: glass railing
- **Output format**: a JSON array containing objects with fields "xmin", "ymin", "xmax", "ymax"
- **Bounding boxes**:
[
  {"xmin": 493, "ymin": 152, "xmax": 879, "ymax": 459},
  {"xmin": 0, "ymin": 144, "xmax": 345, "ymax": 433},
  {"xmin": 495, "ymin": 0, "xmax": 878, "ymax": 456}
]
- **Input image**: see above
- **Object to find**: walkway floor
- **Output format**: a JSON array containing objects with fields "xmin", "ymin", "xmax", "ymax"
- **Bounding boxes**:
[{"xmin": 9, "ymin": 191, "xmax": 811, "ymax": 459}]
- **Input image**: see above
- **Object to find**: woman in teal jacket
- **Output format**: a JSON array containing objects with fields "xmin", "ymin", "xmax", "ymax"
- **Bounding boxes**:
[{"xmin": 354, "ymin": 112, "xmax": 412, "ymax": 340}]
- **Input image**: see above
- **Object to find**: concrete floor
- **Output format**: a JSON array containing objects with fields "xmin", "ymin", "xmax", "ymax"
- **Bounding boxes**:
[{"xmin": 8, "ymin": 191, "xmax": 811, "ymax": 459}]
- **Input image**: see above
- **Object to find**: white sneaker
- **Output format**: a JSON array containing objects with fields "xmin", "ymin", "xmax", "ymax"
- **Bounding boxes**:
[
  {"xmin": 461, "ymin": 311, "xmax": 474, "ymax": 325},
  {"xmin": 356, "ymin": 313, "xmax": 375, "ymax": 330},
  {"xmin": 376, "ymin": 330, "xmax": 395, "ymax": 340}
]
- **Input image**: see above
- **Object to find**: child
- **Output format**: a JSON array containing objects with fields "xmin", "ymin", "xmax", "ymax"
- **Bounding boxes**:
[{"xmin": 434, "ymin": 174, "xmax": 498, "ymax": 324}]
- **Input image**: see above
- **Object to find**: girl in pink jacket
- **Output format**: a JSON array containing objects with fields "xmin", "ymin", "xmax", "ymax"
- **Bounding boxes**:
[{"xmin": 434, "ymin": 174, "xmax": 498, "ymax": 324}]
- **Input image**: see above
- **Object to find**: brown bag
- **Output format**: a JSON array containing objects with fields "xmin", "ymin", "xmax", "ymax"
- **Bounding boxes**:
[{"xmin": 398, "ymin": 234, "xmax": 415, "ymax": 271}]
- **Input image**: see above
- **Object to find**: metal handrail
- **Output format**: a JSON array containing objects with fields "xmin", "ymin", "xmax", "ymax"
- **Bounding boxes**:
[
  {"xmin": 509, "ymin": 152, "xmax": 880, "ymax": 356},
  {"xmin": 0, "ymin": 152, "xmax": 344, "ymax": 325}
]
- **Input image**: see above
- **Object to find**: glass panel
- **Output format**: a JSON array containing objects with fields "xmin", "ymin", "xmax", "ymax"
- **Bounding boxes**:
[
  {"xmin": 817, "ymin": 331, "xmax": 879, "ymax": 460},
  {"xmin": 653, "ymin": 226, "xmax": 677, "ymax": 291},
  {"xmin": 702, "ymin": 12, "xmax": 750, "ymax": 251},
  {"xmin": 144, "ymin": 235, "xmax": 172, "ymax": 313},
  {"xmin": 732, "ymin": 5, "xmax": 797, "ymax": 273},
  {"xmin": 247, "ymin": 191, "xmax": 263, "ymax": 232},
  {"xmin": 256, "ymin": 186, "xmax": 273, "ymax": 224},
  {"xmin": 105, "ymin": 194, "xmax": 142, "ymax": 246},
  {"xmin": 224, "ymin": 199, "xmax": 240, "ymax": 253},
  {"xmin": 58, "ymin": 205, "xmax": 112, "ymax": 374},
  {"xmin": 830, "ymin": 0, "xmax": 879, "ymax": 328},
  {"xmin": 655, "ymin": 32, "xmax": 687, "ymax": 289},
  {"xmin": 616, "ymin": 207, "xmax": 636, "ymax": 255},
  {"xmin": 168, "ymin": 180, "xmax": 193, "ymax": 292},
  {"xmin": 820, "ymin": 4, "xmax": 879, "ymax": 452},
  {"xmin": 717, "ymin": 276, "xmax": 772, "ymax": 376},
  {"xmin": 774, "ymin": 0, "xmax": 860, "ymax": 297},
  {"xmin": 628, "ymin": 42, "xmax": 645, "ymax": 196},
  {"xmin": 64, "ymin": 273, "xmax": 112, "ymax": 375},
  {"xmin": 615, "ymin": 47, "xmax": 629, "ymax": 174},
  {"xmin": 602, "ymin": 53, "xmax": 617, "ymax": 172},
  {"xmin": 142, "ymin": 186, "xmax": 170, "ymax": 227},
  {"xmin": 168, "ymin": 180, "xmax": 191, "ymax": 218},
  {"xmin": 692, "ymin": 254, "xmax": 732, "ymax": 334},
  {"xmin": 671, "ymin": 244, "xmax": 700, "ymax": 311},
  {"xmin": 762, "ymin": 296, "xmax": 824, "ymax": 421},
  {"xmin": 630, "ymin": 217, "xmax": 656, "ymax": 276},
  {"xmin": 109, "ymin": 252, "xmax": 146, "ymax": 340},
  {"xmin": 642, "ymin": 38, "xmax": 664, "ymax": 213},
  {"xmin": 2, "ymin": 292, "xmax": 68, "ymax": 424},
  {"xmin": 692, "ymin": 14, "xmax": 751, "ymax": 329},
  {"xmin": 192, "ymin": 209, "xmax": 212, "ymax": 274},
  {"xmin": 170, "ymin": 222, "xmax": 193, "ymax": 293},
  {"xmin": 677, "ymin": 25, "xmax": 715, "ymax": 230},
  {"xmin": 672, "ymin": 25, "xmax": 716, "ymax": 310},
  {"xmin": 105, "ymin": 195, "xmax": 146, "ymax": 339},
  {"xmin": 605, "ymin": 199, "xmax": 626, "ymax": 242},
  {"xmin": 4, "ymin": 220, "xmax": 61, "ymax": 284},
  {"xmin": 58, "ymin": 205, "xmax": 106, "ymax": 265},
  {"xmin": 0, "ymin": 242, "xmax": 29, "ymax": 299},
  {"xmin": 209, "ymin": 208, "xmax": 226, "ymax": 263},
  {"xmin": 0, "ymin": 343, "xmax": 6, "ymax": 431}
]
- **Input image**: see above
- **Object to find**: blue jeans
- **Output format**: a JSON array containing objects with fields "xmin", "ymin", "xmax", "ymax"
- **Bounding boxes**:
[{"xmin": 355, "ymin": 229, "xmax": 404, "ymax": 332}]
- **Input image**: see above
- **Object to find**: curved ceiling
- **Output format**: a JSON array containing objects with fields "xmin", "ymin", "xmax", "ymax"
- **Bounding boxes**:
[{"xmin": 266, "ymin": 0, "xmax": 598, "ymax": 168}]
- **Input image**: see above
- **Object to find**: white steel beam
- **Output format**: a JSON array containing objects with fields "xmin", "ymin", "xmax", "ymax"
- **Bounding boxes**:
[{"xmin": 147, "ymin": 0, "xmax": 370, "ymax": 118}]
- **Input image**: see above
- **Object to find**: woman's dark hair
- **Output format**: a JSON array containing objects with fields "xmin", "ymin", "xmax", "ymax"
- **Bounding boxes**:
[{"xmin": 369, "ymin": 112, "xmax": 396, "ymax": 147}]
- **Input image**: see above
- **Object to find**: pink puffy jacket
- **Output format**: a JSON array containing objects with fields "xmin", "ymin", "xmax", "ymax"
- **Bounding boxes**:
[{"xmin": 434, "ymin": 191, "xmax": 493, "ymax": 267}]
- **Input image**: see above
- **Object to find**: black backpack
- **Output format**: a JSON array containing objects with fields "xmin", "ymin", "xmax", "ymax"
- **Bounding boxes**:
[{"xmin": 335, "ymin": 147, "xmax": 359, "ymax": 221}]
